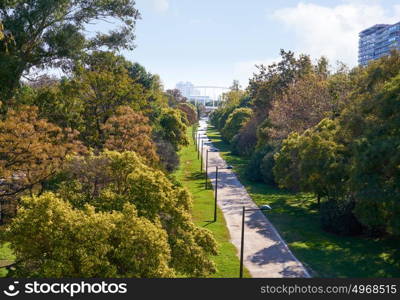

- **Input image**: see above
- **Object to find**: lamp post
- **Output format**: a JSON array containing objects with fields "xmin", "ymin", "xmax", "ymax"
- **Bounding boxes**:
[
  {"xmin": 197, "ymin": 133, "xmax": 200, "ymax": 160},
  {"xmin": 214, "ymin": 166, "xmax": 218, "ymax": 222},
  {"xmin": 212, "ymin": 165, "xmax": 232, "ymax": 222},
  {"xmin": 200, "ymin": 140, "xmax": 204, "ymax": 172},
  {"xmin": 239, "ymin": 205, "xmax": 272, "ymax": 278},
  {"xmin": 194, "ymin": 130, "xmax": 197, "ymax": 150},
  {"xmin": 205, "ymin": 149, "xmax": 209, "ymax": 189}
]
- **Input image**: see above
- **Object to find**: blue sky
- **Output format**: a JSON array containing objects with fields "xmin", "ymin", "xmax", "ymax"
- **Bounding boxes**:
[{"xmin": 119, "ymin": 0, "xmax": 400, "ymax": 89}]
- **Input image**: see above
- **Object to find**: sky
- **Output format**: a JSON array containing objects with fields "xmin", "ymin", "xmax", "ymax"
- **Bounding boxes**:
[{"xmin": 118, "ymin": 0, "xmax": 400, "ymax": 90}]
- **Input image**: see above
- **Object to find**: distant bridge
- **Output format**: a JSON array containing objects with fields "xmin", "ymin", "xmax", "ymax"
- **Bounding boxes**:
[{"xmin": 188, "ymin": 86, "xmax": 230, "ymax": 108}]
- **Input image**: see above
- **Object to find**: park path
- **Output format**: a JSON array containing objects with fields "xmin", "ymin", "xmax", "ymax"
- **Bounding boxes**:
[{"xmin": 197, "ymin": 118, "xmax": 310, "ymax": 278}]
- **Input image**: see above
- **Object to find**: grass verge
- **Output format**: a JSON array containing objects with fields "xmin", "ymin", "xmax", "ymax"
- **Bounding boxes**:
[
  {"xmin": 207, "ymin": 125, "xmax": 400, "ymax": 278},
  {"xmin": 0, "ymin": 242, "xmax": 15, "ymax": 277},
  {"xmin": 175, "ymin": 126, "xmax": 250, "ymax": 278}
]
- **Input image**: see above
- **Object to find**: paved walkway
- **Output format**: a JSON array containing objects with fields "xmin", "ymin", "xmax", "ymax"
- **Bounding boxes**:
[{"xmin": 197, "ymin": 118, "xmax": 310, "ymax": 278}]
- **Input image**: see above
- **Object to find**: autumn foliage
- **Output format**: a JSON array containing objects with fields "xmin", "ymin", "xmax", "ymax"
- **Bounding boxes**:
[
  {"xmin": 103, "ymin": 106, "xmax": 159, "ymax": 165},
  {"xmin": 0, "ymin": 106, "xmax": 85, "ymax": 199}
]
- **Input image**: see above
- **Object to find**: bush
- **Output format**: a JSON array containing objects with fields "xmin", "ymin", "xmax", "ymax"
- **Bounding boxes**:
[
  {"xmin": 221, "ymin": 108, "xmax": 252, "ymax": 143},
  {"xmin": 245, "ymin": 145, "xmax": 274, "ymax": 182},
  {"xmin": 260, "ymin": 151, "xmax": 276, "ymax": 185},
  {"xmin": 155, "ymin": 138, "xmax": 180, "ymax": 172},
  {"xmin": 57, "ymin": 151, "xmax": 217, "ymax": 277},
  {"xmin": 158, "ymin": 108, "xmax": 189, "ymax": 150},
  {"xmin": 231, "ymin": 117, "xmax": 258, "ymax": 156},
  {"xmin": 3, "ymin": 192, "xmax": 174, "ymax": 277},
  {"xmin": 320, "ymin": 199, "xmax": 363, "ymax": 236}
]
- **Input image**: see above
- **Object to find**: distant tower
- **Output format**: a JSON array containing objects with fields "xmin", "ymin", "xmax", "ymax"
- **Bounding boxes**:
[
  {"xmin": 359, "ymin": 22, "xmax": 400, "ymax": 66},
  {"xmin": 175, "ymin": 82, "xmax": 199, "ymax": 98}
]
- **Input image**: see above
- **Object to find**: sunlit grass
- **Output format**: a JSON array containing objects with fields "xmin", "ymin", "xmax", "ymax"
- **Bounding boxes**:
[
  {"xmin": 207, "ymin": 125, "xmax": 400, "ymax": 278},
  {"xmin": 174, "ymin": 126, "xmax": 250, "ymax": 278},
  {"xmin": 0, "ymin": 242, "xmax": 15, "ymax": 277}
]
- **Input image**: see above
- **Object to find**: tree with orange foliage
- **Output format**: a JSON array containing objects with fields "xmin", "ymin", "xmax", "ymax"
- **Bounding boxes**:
[
  {"xmin": 102, "ymin": 106, "xmax": 159, "ymax": 166},
  {"xmin": 0, "ymin": 106, "xmax": 85, "ymax": 201}
]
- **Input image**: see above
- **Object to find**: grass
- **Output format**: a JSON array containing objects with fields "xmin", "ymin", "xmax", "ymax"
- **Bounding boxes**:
[
  {"xmin": 0, "ymin": 242, "xmax": 15, "ymax": 277},
  {"xmin": 207, "ymin": 125, "xmax": 400, "ymax": 278},
  {"xmin": 174, "ymin": 126, "xmax": 250, "ymax": 278}
]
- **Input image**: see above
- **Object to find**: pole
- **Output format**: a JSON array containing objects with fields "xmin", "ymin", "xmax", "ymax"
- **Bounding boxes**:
[
  {"xmin": 200, "ymin": 140, "xmax": 204, "ymax": 172},
  {"xmin": 205, "ymin": 150, "xmax": 209, "ymax": 189},
  {"xmin": 214, "ymin": 166, "xmax": 218, "ymax": 222},
  {"xmin": 240, "ymin": 206, "xmax": 245, "ymax": 278},
  {"xmin": 197, "ymin": 134, "xmax": 200, "ymax": 160}
]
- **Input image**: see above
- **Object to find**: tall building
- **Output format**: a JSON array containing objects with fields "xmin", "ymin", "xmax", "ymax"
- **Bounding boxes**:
[
  {"xmin": 175, "ymin": 81, "xmax": 200, "ymax": 98},
  {"xmin": 359, "ymin": 22, "xmax": 400, "ymax": 66}
]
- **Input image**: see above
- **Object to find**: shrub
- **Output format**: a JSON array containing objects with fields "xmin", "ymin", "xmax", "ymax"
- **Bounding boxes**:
[
  {"xmin": 57, "ymin": 151, "xmax": 217, "ymax": 277},
  {"xmin": 245, "ymin": 145, "xmax": 274, "ymax": 182},
  {"xmin": 320, "ymin": 199, "xmax": 363, "ymax": 236},
  {"xmin": 3, "ymin": 193, "xmax": 174, "ymax": 277},
  {"xmin": 221, "ymin": 108, "xmax": 252, "ymax": 143},
  {"xmin": 231, "ymin": 117, "xmax": 258, "ymax": 156},
  {"xmin": 260, "ymin": 151, "xmax": 276, "ymax": 185}
]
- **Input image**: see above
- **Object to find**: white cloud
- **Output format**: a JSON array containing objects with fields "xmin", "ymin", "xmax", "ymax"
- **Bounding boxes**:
[
  {"xmin": 272, "ymin": 2, "xmax": 400, "ymax": 67},
  {"xmin": 152, "ymin": 0, "xmax": 169, "ymax": 13}
]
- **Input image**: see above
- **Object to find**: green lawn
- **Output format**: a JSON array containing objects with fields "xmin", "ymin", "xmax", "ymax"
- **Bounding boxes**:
[
  {"xmin": 207, "ymin": 125, "xmax": 400, "ymax": 278},
  {"xmin": 174, "ymin": 126, "xmax": 250, "ymax": 278},
  {"xmin": 0, "ymin": 242, "xmax": 15, "ymax": 277}
]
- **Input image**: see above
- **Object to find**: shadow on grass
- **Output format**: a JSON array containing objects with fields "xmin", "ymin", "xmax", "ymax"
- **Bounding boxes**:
[
  {"xmin": 203, "ymin": 220, "xmax": 217, "ymax": 227},
  {"xmin": 206, "ymin": 125, "xmax": 400, "ymax": 278}
]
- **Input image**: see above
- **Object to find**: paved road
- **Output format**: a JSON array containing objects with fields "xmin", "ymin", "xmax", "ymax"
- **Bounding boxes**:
[{"xmin": 197, "ymin": 118, "xmax": 310, "ymax": 278}]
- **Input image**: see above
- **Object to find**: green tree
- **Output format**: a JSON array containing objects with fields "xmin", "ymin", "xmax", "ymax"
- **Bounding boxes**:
[
  {"xmin": 71, "ymin": 53, "xmax": 147, "ymax": 148},
  {"xmin": 157, "ymin": 109, "xmax": 189, "ymax": 150},
  {"xmin": 273, "ymin": 119, "xmax": 348, "ymax": 204},
  {"xmin": 0, "ymin": 0, "xmax": 140, "ymax": 101},
  {"xmin": 347, "ymin": 74, "xmax": 400, "ymax": 236},
  {"xmin": 2, "ymin": 192, "xmax": 174, "ymax": 277},
  {"xmin": 57, "ymin": 151, "xmax": 218, "ymax": 276},
  {"xmin": 221, "ymin": 108, "xmax": 253, "ymax": 143}
]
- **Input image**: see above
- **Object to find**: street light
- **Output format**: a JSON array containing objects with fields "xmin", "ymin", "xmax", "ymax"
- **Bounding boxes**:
[
  {"xmin": 205, "ymin": 149, "xmax": 209, "ymax": 189},
  {"xmin": 200, "ymin": 140, "xmax": 204, "ymax": 172},
  {"xmin": 239, "ymin": 205, "xmax": 272, "ymax": 278},
  {"xmin": 197, "ymin": 133, "xmax": 200, "ymax": 159},
  {"xmin": 212, "ymin": 165, "xmax": 232, "ymax": 222}
]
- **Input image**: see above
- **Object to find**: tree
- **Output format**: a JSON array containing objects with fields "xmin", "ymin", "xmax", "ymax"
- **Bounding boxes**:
[
  {"xmin": 177, "ymin": 103, "xmax": 197, "ymax": 125},
  {"xmin": 221, "ymin": 108, "xmax": 253, "ymax": 143},
  {"xmin": 248, "ymin": 50, "xmax": 313, "ymax": 117},
  {"xmin": 57, "ymin": 151, "xmax": 218, "ymax": 276},
  {"xmin": 129, "ymin": 62, "xmax": 158, "ymax": 90},
  {"xmin": 0, "ymin": 0, "xmax": 140, "ymax": 101},
  {"xmin": 154, "ymin": 138, "xmax": 180, "ymax": 173},
  {"xmin": 268, "ymin": 73, "xmax": 336, "ymax": 142},
  {"xmin": 71, "ymin": 53, "xmax": 147, "ymax": 148},
  {"xmin": 347, "ymin": 74, "xmax": 400, "ymax": 236},
  {"xmin": 19, "ymin": 79, "xmax": 85, "ymax": 132},
  {"xmin": 102, "ymin": 106, "xmax": 159, "ymax": 166},
  {"xmin": 273, "ymin": 119, "xmax": 348, "ymax": 203},
  {"xmin": 0, "ymin": 106, "xmax": 85, "ymax": 202},
  {"xmin": 3, "ymin": 192, "xmax": 174, "ymax": 277},
  {"xmin": 157, "ymin": 109, "xmax": 189, "ymax": 150},
  {"xmin": 0, "ymin": 22, "xmax": 4, "ymax": 40},
  {"xmin": 165, "ymin": 89, "xmax": 187, "ymax": 107},
  {"xmin": 230, "ymin": 80, "xmax": 241, "ymax": 91}
]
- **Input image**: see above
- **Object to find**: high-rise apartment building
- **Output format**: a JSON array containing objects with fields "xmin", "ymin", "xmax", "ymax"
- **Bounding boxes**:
[{"xmin": 359, "ymin": 22, "xmax": 400, "ymax": 66}]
